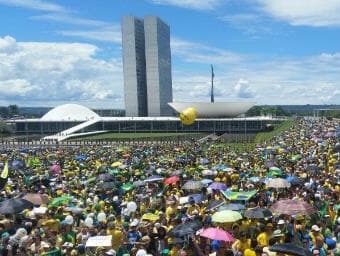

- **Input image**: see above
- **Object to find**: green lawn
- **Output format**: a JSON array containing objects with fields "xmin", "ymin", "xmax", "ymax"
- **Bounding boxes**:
[
  {"xmin": 254, "ymin": 119, "xmax": 295, "ymax": 143},
  {"xmin": 71, "ymin": 132, "xmax": 204, "ymax": 140}
]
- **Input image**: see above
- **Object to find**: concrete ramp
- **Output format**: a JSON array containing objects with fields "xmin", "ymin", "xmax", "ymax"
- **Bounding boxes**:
[
  {"xmin": 197, "ymin": 133, "xmax": 220, "ymax": 143},
  {"xmin": 42, "ymin": 118, "xmax": 100, "ymax": 142}
]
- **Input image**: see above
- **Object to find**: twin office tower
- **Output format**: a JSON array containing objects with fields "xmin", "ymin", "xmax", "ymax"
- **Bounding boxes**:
[{"xmin": 122, "ymin": 16, "xmax": 173, "ymax": 117}]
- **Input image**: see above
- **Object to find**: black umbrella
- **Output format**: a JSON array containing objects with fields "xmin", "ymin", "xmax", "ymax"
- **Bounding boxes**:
[
  {"xmin": 98, "ymin": 174, "xmax": 115, "ymax": 182},
  {"xmin": 169, "ymin": 221, "xmax": 202, "ymax": 237},
  {"xmin": 206, "ymin": 200, "xmax": 224, "ymax": 211},
  {"xmin": 244, "ymin": 207, "xmax": 272, "ymax": 219},
  {"xmin": 218, "ymin": 203, "xmax": 245, "ymax": 211},
  {"xmin": 269, "ymin": 243, "xmax": 312, "ymax": 256},
  {"xmin": 0, "ymin": 198, "xmax": 33, "ymax": 214},
  {"xmin": 97, "ymin": 181, "xmax": 117, "ymax": 191}
]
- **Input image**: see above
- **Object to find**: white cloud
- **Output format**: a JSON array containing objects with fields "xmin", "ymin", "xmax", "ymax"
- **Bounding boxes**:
[
  {"xmin": 171, "ymin": 38, "xmax": 243, "ymax": 64},
  {"xmin": 234, "ymin": 79, "xmax": 255, "ymax": 98},
  {"xmin": 31, "ymin": 13, "xmax": 109, "ymax": 27},
  {"xmin": 0, "ymin": 36, "xmax": 123, "ymax": 107},
  {"xmin": 148, "ymin": 0, "xmax": 222, "ymax": 10},
  {"xmin": 58, "ymin": 25, "xmax": 122, "ymax": 44},
  {"xmin": 0, "ymin": 0, "xmax": 65, "ymax": 12},
  {"xmin": 258, "ymin": 0, "xmax": 340, "ymax": 27}
]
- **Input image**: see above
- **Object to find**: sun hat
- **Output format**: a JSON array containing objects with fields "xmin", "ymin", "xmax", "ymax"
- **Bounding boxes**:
[
  {"xmin": 311, "ymin": 225, "xmax": 320, "ymax": 232},
  {"xmin": 277, "ymin": 219, "xmax": 285, "ymax": 225}
]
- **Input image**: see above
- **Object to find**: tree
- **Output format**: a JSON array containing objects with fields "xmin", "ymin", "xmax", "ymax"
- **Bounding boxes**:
[
  {"xmin": 8, "ymin": 105, "xmax": 19, "ymax": 116},
  {"xmin": 0, "ymin": 121, "xmax": 12, "ymax": 136}
]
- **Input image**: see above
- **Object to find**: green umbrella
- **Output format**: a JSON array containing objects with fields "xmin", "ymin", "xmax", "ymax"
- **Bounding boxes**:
[
  {"xmin": 108, "ymin": 168, "xmax": 120, "ymax": 175},
  {"xmin": 49, "ymin": 195, "xmax": 73, "ymax": 207},
  {"xmin": 291, "ymin": 154, "xmax": 302, "ymax": 161},
  {"xmin": 267, "ymin": 167, "xmax": 283, "ymax": 177},
  {"xmin": 121, "ymin": 183, "xmax": 134, "ymax": 191},
  {"xmin": 211, "ymin": 210, "xmax": 242, "ymax": 223},
  {"xmin": 87, "ymin": 177, "xmax": 96, "ymax": 183}
]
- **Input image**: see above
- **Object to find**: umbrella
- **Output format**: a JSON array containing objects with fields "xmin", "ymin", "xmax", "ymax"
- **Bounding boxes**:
[
  {"xmin": 206, "ymin": 200, "xmax": 225, "ymax": 211},
  {"xmin": 202, "ymin": 169, "xmax": 216, "ymax": 176},
  {"xmin": 144, "ymin": 175, "xmax": 164, "ymax": 182},
  {"xmin": 22, "ymin": 193, "xmax": 49, "ymax": 206},
  {"xmin": 182, "ymin": 180, "xmax": 203, "ymax": 191},
  {"xmin": 200, "ymin": 228, "xmax": 235, "ymax": 242},
  {"xmin": 98, "ymin": 174, "xmax": 115, "ymax": 182},
  {"xmin": 211, "ymin": 210, "xmax": 242, "ymax": 223},
  {"xmin": 50, "ymin": 164, "xmax": 61, "ymax": 175},
  {"xmin": 164, "ymin": 176, "xmax": 180, "ymax": 185},
  {"xmin": 200, "ymin": 179, "xmax": 213, "ymax": 185},
  {"xmin": 49, "ymin": 195, "xmax": 73, "ymax": 207},
  {"xmin": 267, "ymin": 167, "xmax": 283, "ymax": 177},
  {"xmin": 269, "ymin": 243, "xmax": 312, "ymax": 256},
  {"xmin": 286, "ymin": 176, "xmax": 303, "ymax": 186},
  {"xmin": 187, "ymin": 194, "xmax": 204, "ymax": 204},
  {"xmin": 133, "ymin": 180, "xmax": 145, "ymax": 187},
  {"xmin": 111, "ymin": 161, "xmax": 122, "ymax": 168},
  {"xmin": 218, "ymin": 203, "xmax": 245, "ymax": 211},
  {"xmin": 169, "ymin": 221, "xmax": 202, "ymax": 237},
  {"xmin": 265, "ymin": 160, "xmax": 277, "ymax": 168},
  {"xmin": 271, "ymin": 199, "xmax": 317, "ymax": 216},
  {"xmin": 98, "ymin": 182, "xmax": 117, "ymax": 190},
  {"xmin": 171, "ymin": 170, "xmax": 182, "ymax": 176},
  {"xmin": 209, "ymin": 182, "xmax": 227, "ymax": 191},
  {"xmin": 0, "ymin": 198, "xmax": 33, "ymax": 214},
  {"xmin": 64, "ymin": 207, "xmax": 84, "ymax": 215},
  {"xmin": 121, "ymin": 183, "xmax": 134, "ymax": 191},
  {"xmin": 142, "ymin": 213, "xmax": 159, "ymax": 221},
  {"xmin": 11, "ymin": 160, "xmax": 25, "ymax": 170},
  {"xmin": 267, "ymin": 178, "xmax": 291, "ymax": 189},
  {"xmin": 75, "ymin": 155, "xmax": 86, "ymax": 161},
  {"xmin": 244, "ymin": 207, "xmax": 272, "ymax": 219}
]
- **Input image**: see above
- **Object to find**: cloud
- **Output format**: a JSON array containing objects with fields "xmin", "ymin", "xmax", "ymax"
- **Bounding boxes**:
[
  {"xmin": 171, "ymin": 38, "xmax": 243, "ymax": 64},
  {"xmin": 0, "ymin": 36, "xmax": 123, "ymax": 107},
  {"xmin": 0, "ymin": 0, "xmax": 65, "ymax": 12},
  {"xmin": 219, "ymin": 13, "xmax": 275, "ymax": 35},
  {"xmin": 31, "ymin": 13, "xmax": 109, "ymax": 27},
  {"xmin": 58, "ymin": 25, "xmax": 122, "ymax": 44},
  {"xmin": 234, "ymin": 79, "xmax": 255, "ymax": 98},
  {"xmin": 258, "ymin": 0, "xmax": 340, "ymax": 27},
  {"xmin": 148, "ymin": 0, "xmax": 222, "ymax": 10}
]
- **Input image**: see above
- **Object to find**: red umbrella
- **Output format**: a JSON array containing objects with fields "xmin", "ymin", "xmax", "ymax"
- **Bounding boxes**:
[
  {"xmin": 164, "ymin": 176, "xmax": 180, "ymax": 185},
  {"xmin": 271, "ymin": 199, "xmax": 317, "ymax": 216}
]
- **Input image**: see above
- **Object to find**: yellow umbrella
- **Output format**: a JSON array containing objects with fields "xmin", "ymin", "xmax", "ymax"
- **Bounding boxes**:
[
  {"xmin": 211, "ymin": 210, "xmax": 242, "ymax": 223},
  {"xmin": 111, "ymin": 161, "xmax": 122, "ymax": 168},
  {"xmin": 142, "ymin": 213, "xmax": 159, "ymax": 222}
]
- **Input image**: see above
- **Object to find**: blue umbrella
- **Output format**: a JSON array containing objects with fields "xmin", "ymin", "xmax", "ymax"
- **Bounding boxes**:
[
  {"xmin": 218, "ymin": 203, "xmax": 245, "ymax": 211},
  {"xmin": 201, "ymin": 179, "xmax": 213, "ymax": 185},
  {"xmin": 209, "ymin": 182, "xmax": 227, "ymax": 191},
  {"xmin": 75, "ymin": 155, "xmax": 86, "ymax": 161}
]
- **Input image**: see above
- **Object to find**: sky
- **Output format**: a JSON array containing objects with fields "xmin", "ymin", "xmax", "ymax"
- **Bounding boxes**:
[{"xmin": 0, "ymin": 0, "xmax": 340, "ymax": 108}]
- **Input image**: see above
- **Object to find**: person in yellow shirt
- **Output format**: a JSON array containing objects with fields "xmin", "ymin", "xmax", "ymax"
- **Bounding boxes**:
[
  {"xmin": 107, "ymin": 222, "xmax": 124, "ymax": 251},
  {"xmin": 257, "ymin": 224, "xmax": 273, "ymax": 248},
  {"xmin": 232, "ymin": 231, "xmax": 251, "ymax": 254},
  {"xmin": 165, "ymin": 201, "xmax": 177, "ymax": 221}
]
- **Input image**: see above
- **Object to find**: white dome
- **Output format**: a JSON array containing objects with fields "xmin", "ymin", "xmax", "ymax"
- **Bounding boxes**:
[{"xmin": 41, "ymin": 104, "xmax": 100, "ymax": 121}]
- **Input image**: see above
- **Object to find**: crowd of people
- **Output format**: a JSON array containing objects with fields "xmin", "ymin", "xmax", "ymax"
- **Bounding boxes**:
[{"xmin": 0, "ymin": 118, "xmax": 339, "ymax": 256}]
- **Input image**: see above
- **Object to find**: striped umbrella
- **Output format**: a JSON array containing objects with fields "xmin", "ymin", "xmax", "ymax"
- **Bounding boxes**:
[{"xmin": 271, "ymin": 199, "xmax": 317, "ymax": 216}]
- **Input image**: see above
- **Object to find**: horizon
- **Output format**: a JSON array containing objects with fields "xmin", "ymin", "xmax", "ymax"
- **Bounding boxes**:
[{"xmin": 1, "ymin": 0, "xmax": 340, "ymax": 108}]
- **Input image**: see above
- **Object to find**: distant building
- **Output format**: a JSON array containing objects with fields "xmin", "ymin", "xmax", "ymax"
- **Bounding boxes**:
[
  {"xmin": 121, "ymin": 16, "xmax": 173, "ymax": 117},
  {"xmin": 121, "ymin": 16, "xmax": 148, "ymax": 117}
]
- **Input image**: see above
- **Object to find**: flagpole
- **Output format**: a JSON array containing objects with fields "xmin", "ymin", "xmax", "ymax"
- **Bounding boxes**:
[{"xmin": 211, "ymin": 64, "xmax": 215, "ymax": 103}]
